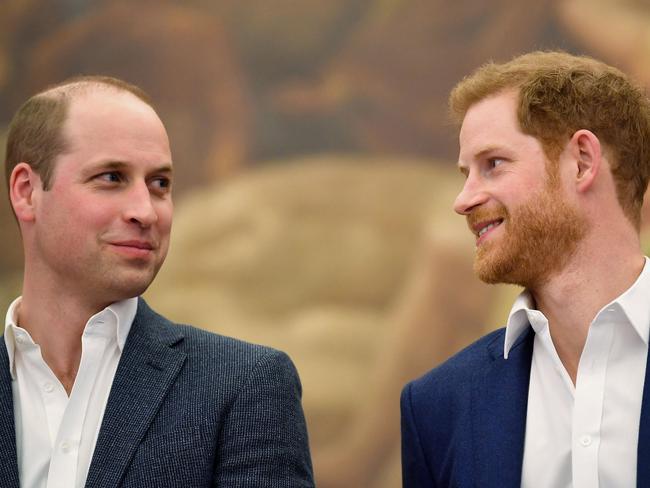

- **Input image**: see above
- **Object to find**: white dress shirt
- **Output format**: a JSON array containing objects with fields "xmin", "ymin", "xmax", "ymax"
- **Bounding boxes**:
[
  {"xmin": 503, "ymin": 257, "xmax": 650, "ymax": 488},
  {"xmin": 3, "ymin": 297, "xmax": 136, "ymax": 488}
]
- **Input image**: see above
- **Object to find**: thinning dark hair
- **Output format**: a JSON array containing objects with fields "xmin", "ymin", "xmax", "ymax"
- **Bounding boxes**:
[{"xmin": 5, "ymin": 75, "xmax": 154, "ymax": 191}]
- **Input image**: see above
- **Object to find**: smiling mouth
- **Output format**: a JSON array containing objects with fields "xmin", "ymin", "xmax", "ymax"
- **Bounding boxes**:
[
  {"xmin": 474, "ymin": 219, "xmax": 504, "ymax": 243},
  {"xmin": 108, "ymin": 241, "xmax": 157, "ymax": 259},
  {"xmin": 111, "ymin": 240, "xmax": 154, "ymax": 250},
  {"xmin": 478, "ymin": 221, "xmax": 501, "ymax": 237}
]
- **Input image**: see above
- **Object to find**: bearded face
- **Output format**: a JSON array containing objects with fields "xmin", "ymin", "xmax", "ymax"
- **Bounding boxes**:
[
  {"xmin": 467, "ymin": 172, "xmax": 587, "ymax": 288},
  {"xmin": 455, "ymin": 91, "xmax": 590, "ymax": 288}
]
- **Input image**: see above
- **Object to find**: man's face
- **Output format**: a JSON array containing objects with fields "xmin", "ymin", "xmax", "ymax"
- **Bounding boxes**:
[
  {"xmin": 30, "ymin": 89, "xmax": 173, "ymax": 307},
  {"xmin": 453, "ymin": 90, "xmax": 586, "ymax": 288}
]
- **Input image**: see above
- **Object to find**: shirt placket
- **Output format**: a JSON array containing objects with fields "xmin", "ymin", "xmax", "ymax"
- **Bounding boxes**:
[
  {"xmin": 572, "ymin": 319, "xmax": 614, "ymax": 488},
  {"xmin": 14, "ymin": 331, "xmax": 70, "ymax": 486},
  {"xmin": 47, "ymin": 329, "xmax": 109, "ymax": 488}
]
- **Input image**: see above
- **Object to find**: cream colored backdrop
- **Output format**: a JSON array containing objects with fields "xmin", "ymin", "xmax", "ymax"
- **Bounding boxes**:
[{"xmin": 1, "ymin": 1, "xmax": 649, "ymax": 486}]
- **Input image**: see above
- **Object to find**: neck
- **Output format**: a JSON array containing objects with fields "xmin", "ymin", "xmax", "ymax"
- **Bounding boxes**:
[
  {"xmin": 529, "ymin": 229, "xmax": 644, "ymax": 384},
  {"xmin": 18, "ymin": 266, "xmax": 110, "ymax": 395}
]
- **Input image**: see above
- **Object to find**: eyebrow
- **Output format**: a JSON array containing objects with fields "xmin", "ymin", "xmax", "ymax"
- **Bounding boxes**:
[
  {"xmin": 88, "ymin": 160, "xmax": 174, "ymax": 175},
  {"xmin": 472, "ymin": 145, "xmax": 502, "ymax": 160}
]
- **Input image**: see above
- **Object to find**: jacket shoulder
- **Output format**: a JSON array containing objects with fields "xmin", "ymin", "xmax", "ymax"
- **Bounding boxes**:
[
  {"xmin": 176, "ymin": 322, "xmax": 285, "ymax": 366},
  {"xmin": 410, "ymin": 327, "xmax": 505, "ymax": 393},
  {"xmin": 134, "ymin": 298, "xmax": 297, "ymax": 382},
  {"xmin": 400, "ymin": 328, "xmax": 506, "ymax": 487},
  {"xmin": 126, "ymin": 300, "xmax": 314, "ymax": 486},
  {"xmin": 402, "ymin": 327, "xmax": 506, "ymax": 422}
]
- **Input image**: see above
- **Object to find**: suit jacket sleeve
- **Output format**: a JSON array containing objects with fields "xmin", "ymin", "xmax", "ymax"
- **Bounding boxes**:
[
  {"xmin": 213, "ymin": 349, "xmax": 314, "ymax": 487},
  {"xmin": 401, "ymin": 382, "xmax": 437, "ymax": 488}
]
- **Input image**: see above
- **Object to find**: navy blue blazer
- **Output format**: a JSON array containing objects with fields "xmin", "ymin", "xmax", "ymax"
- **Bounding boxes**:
[
  {"xmin": 0, "ymin": 299, "xmax": 314, "ymax": 487},
  {"xmin": 401, "ymin": 326, "xmax": 650, "ymax": 488}
]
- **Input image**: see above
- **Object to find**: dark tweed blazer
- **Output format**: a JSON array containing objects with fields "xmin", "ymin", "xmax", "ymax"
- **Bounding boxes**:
[{"xmin": 0, "ymin": 299, "xmax": 314, "ymax": 487}]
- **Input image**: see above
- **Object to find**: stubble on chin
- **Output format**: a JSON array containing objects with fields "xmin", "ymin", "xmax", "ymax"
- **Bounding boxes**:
[{"xmin": 92, "ymin": 252, "xmax": 166, "ymax": 303}]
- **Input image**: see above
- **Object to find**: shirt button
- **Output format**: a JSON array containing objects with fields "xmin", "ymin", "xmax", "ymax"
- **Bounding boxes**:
[
  {"xmin": 15, "ymin": 336, "xmax": 25, "ymax": 345},
  {"xmin": 61, "ymin": 441, "xmax": 71, "ymax": 453},
  {"xmin": 43, "ymin": 382, "xmax": 54, "ymax": 393},
  {"xmin": 580, "ymin": 435, "xmax": 592, "ymax": 447}
]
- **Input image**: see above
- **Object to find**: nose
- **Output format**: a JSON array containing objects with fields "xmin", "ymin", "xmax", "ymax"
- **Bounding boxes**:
[
  {"xmin": 453, "ymin": 175, "xmax": 488, "ymax": 215},
  {"xmin": 123, "ymin": 182, "xmax": 158, "ymax": 227}
]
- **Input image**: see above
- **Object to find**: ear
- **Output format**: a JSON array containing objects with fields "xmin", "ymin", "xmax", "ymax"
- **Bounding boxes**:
[
  {"xmin": 9, "ymin": 162, "xmax": 42, "ymax": 223},
  {"xmin": 567, "ymin": 129, "xmax": 602, "ymax": 193}
]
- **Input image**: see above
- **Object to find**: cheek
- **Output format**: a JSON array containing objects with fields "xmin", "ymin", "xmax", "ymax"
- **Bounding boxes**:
[
  {"xmin": 39, "ymin": 190, "xmax": 122, "ymax": 245},
  {"xmin": 39, "ymin": 194, "xmax": 80, "ymax": 228},
  {"xmin": 72, "ymin": 205, "xmax": 116, "ymax": 232},
  {"xmin": 157, "ymin": 203, "xmax": 173, "ymax": 235}
]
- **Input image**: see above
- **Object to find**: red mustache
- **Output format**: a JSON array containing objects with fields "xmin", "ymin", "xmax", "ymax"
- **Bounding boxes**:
[{"xmin": 466, "ymin": 205, "xmax": 508, "ymax": 234}]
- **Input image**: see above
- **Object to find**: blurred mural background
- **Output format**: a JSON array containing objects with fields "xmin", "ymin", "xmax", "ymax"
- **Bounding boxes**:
[{"xmin": 1, "ymin": 0, "xmax": 650, "ymax": 486}]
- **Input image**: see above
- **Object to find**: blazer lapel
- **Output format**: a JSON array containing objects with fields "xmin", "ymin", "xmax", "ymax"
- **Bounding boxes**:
[
  {"xmin": 0, "ymin": 339, "xmax": 19, "ymax": 488},
  {"xmin": 636, "ymin": 343, "xmax": 650, "ymax": 486},
  {"xmin": 472, "ymin": 327, "xmax": 534, "ymax": 488},
  {"xmin": 85, "ymin": 300, "xmax": 186, "ymax": 488}
]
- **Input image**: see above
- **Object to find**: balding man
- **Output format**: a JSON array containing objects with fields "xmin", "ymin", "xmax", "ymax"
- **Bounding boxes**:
[{"xmin": 2, "ymin": 76, "xmax": 313, "ymax": 487}]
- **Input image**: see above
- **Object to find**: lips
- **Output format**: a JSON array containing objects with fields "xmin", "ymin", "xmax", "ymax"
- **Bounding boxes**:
[
  {"xmin": 468, "ymin": 217, "xmax": 504, "ymax": 245},
  {"xmin": 108, "ymin": 240, "xmax": 156, "ymax": 258},
  {"xmin": 111, "ymin": 240, "xmax": 154, "ymax": 250}
]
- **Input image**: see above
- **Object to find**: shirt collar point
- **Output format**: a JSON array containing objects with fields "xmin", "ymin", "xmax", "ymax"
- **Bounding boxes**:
[
  {"xmin": 504, "ymin": 290, "xmax": 534, "ymax": 358},
  {"xmin": 109, "ymin": 297, "xmax": 138, "ymax": 351}
]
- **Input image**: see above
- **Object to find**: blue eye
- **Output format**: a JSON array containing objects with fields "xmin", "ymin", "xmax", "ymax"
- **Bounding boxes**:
[
  {"xmin": 489, "ymin": 158, "xmax": 505, "ymax": 168},
  {"xmin": 98, "ymin": 172, "xmax": 122, "ymax": 182},
  {"xmin": 150, "ymin": 176, "xmax": 172, "ymax": 194},
  {"xmin": 153, "ymin": 177, "xmax": 170, "ymax": 188}
]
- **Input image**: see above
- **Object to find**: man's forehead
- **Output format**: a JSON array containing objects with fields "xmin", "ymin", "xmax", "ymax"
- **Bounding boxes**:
[
  {"xmin": 65, "ymin": 88, "xmax": 153, "ymax": 119},
  {"xmin": 54, "ymin": 88, "xmax": 172, "ymax": 170},
  {"xmin": 61, "ymin": 89, "xmax": 166, "ymax": 142},
  {"xmin": 459, "ymin": 93, "xmax": 520, "ymax": 147}
]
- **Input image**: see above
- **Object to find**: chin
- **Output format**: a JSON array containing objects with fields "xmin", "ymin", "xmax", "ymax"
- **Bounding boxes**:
[
  {"xmin": 475, "ymin": 256, "xmax": 542, "ymax": 288},
  {"xmin": 104, "ymin": 272, "xmax": 157, "ymax": 302},
  {"xmin": 474, "ymin": 253, "xmax": 521, "ymax": 286}
]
